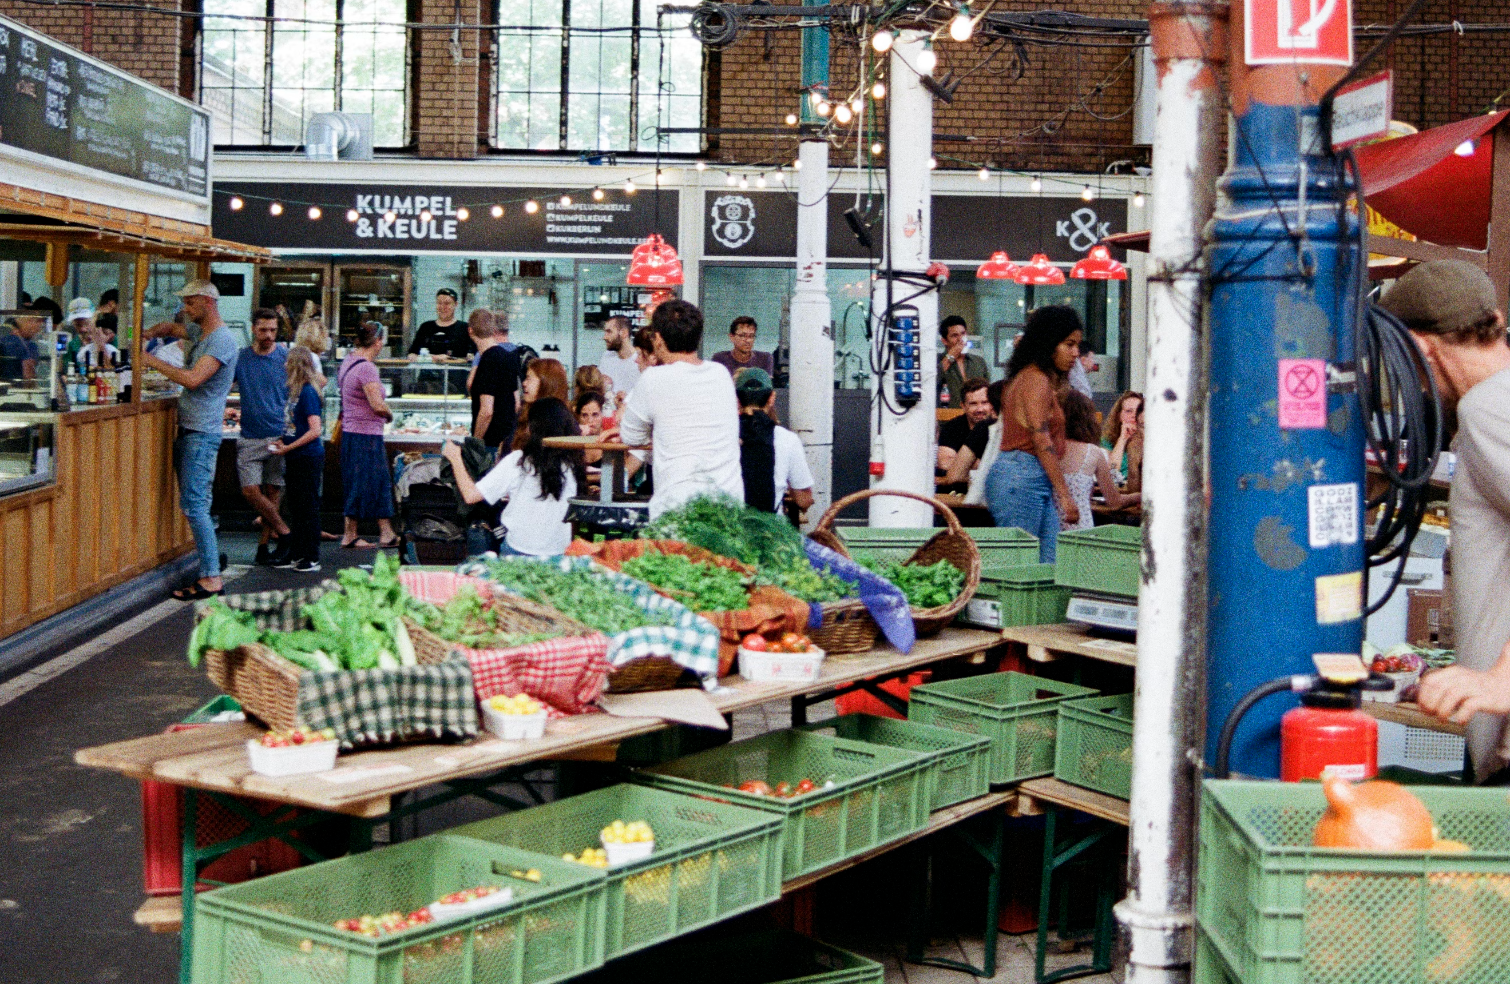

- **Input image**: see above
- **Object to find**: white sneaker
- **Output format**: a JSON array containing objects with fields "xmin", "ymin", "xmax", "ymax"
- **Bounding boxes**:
[{"xmin": 291, "ymin": 559, "xmax": 321, "ymax": 573}]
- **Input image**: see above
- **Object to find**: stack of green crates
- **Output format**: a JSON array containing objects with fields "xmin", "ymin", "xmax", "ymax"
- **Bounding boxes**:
[
  {"xmin": 1055, "ymin": 525, "xmax": 1141, "ymax": 598},
  {"xmin": 635, "ymin": 729, "xmax": 931, "ymax": 878},
  {"xmin": 1053, "ymin": 694, "xmax": 1134, "ymax": 800},
  {"xmin": 192, "ymin": 835, "xmax": 607, "ymax": 984},
  {"xmin": 959, "ymin": 563, "xmax": 1073, "ymax": 629},
  {"xmin": 795, "ymin": 713, "xmax": 992, "ymax": 811},
  {"xmin": 1196, "ymin": 780, "xmax": 1510, "ymax": 984},
  {"xmin": 840, "ymin": 526, "xmax": 1038, "ymax": 567},
  {"xmin": 452, "ymin": 784, "xmax": 784, "ymax": 959},
  {"xmin": 908, "ymin": 672, "xmax": 1098, "ymax": 785},
  {"xmin": 575, "ymin": 930, "xmax": 884, "ymax": 984}
]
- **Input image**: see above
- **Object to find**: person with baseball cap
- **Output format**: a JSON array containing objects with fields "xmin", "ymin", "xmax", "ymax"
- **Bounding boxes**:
[
  {"xmin": 68, "ymin": 298, "xmax": 120, "ymax": 371},
  {"xmin": 1378, "ymin": 260, "xmax": 1510, "ymax": 783},
  {"xmin": 143, "ymin": 279, "xmax": 241, "ymax": 600},
  {"xmin": 733, "ymin": 367, "xmax": 813, "ymax": 515}
]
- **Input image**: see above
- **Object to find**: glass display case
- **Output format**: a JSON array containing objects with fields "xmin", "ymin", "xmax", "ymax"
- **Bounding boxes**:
[
  {"xmin": 0, "ymin": 414, "xmax": 56, "ymax": 494},
  {"xmin": 0, "ymin": 310, "xmax": 61, "ymax": 412}
]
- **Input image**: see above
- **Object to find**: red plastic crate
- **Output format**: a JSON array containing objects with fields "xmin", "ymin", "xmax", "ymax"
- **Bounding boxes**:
[
  {"xmin": 141, "ymin": 723, "xmax": 304, "ymax": 895},
  {"xmin": 836, "ymin": 671, "xmax": 930, "ymax": 720}
]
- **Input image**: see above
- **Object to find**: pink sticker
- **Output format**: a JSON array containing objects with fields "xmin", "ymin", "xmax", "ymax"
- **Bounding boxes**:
[{"xmin": 1278, "ymin": 358, "xmax": 1327, "ymax": 429}]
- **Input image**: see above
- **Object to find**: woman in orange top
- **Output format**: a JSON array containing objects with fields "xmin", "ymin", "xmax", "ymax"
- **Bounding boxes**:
[{"xmin": 984, "ymin": 305, "xmax": 1084, "ymax": 561}]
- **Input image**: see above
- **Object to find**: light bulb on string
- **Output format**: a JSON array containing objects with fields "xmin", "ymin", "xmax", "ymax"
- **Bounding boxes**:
[
  {"xmin": 656, "ymin": 170, "xmax": 666, "ymax": 185},
  {"xmin": 228, "ymin": 196, "xmax": 244, "ymax": 211},
  {"xmin": 491, "ymin": 204, "xmax": 504, "ymax": 218},
  {"xmin": 756, "ymin": 174, "xmax": 767, "ymax": 188},
  {"xmin": 816, "ymin": 101, "xmax": 831, "ymax": 117},
  {"xmin": 834, "ymin": 103, "xmax": 852, "ymax": 125},
  {"xmin": 560, "ymin": 195, "xmax": 571, "ymax": 206},
  {"xmin": 270, "ymin": 202, "xmax": 284, "ymax": 216},
  {"xmin": 456, "ymin": 207, "xmax": 469, "ymax": 220},
  {"xmin": 949, "ymin": 6, "xmax": 975, "ymax": 42},
  {"xmin": 525, "ymin": 200, "xmax": 539, "ymax": 213},
  {"xmin": 592, "ymin": 187, "xmax": 605, "ymax": 201},
  {"xmin": 346, "ymin": 208, "xmax": 359, "ymax": 222},
  {"xmin": 623, "ymin": 179, "xmax": 636, "ymax": 194},
  {"xmin": 785, "ymin": 113, "xmax": 798, "ymax": 125},
  {"xmin": 1133, "ymin": 192, "xmax": 1145, "ymax": 208},
  {"xmin": 774, "ymin": 170, "xmax": 785, "ymax": 183},
  {"xmin": 726, "ymin": 173, "xmax": 738, "ymax": 187},
  {"xmin": 694, "ymin": 160, "xmax": 707, "ymax": 170},
  {"xmin": 927, "ymin": 157, "xmax": 938, "ymax": 169},
  {"xmin": 872, "ymin": 81, "xmax": 886, "ymax": 100},
  {"xmin": 793, "ymin": 158, "xmax": 803, "ymax": 171},
  {"xmin": 419, "ymin": 210, "xmax": 432, "ymax": 223},
  {"xmin": 850, "ymin": 97, "xmax": 863, "ymax": 113},
  {"xmin": 739, "ymin": 176, "xmax": 749, "ymax": 189},
  {"xmin": 871, "ymin": 141, "xmax": 884, "ymax": 156},
  {"xmin": 1081, "ymin": 185, "xmax": 1095, "ymax": 202},
  {"xmin": 978, "ymin": 167, "xmax": 989, "ymax": 181},
  {"xmin": 1030, "ymin": 175, "xmax": 1042, "ymax": 192},
  {"xmin": 307, "ymin": 206, "xmax": 321, "ymax": 220},
  {"xmin": 917, "ymin": 45, "xmax": 937, "ymax": 75},
  {"xmin": 384, "ymin": 210, "xmax": 397, "ymax": 223},
  {"xmin": 871, "ymin": 30, "xmax": 894, "ymax": 53}
]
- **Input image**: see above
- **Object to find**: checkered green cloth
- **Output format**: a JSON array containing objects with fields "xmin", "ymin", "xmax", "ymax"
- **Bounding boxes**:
[
  {"xmin": 296, "ymin": 654, "xmax": 478, "ymax": 749},
  {"xmin": 201, "ymin": 583, "xmax": 479, "ymax": 749},
  {"xmin": 458, "ymin": 556, "xmax": 722, "ymax": 681}
]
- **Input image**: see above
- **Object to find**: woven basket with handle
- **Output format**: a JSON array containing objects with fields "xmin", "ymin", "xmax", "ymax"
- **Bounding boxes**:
[{"xmin": 810, "ymin": 488, "xmax": 982, "ymax": 637}]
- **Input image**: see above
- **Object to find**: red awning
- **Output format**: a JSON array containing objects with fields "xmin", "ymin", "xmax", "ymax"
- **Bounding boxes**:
[{"xmin": 1355, "ymin": 110, "xmax": 1508, "ymax": 251}]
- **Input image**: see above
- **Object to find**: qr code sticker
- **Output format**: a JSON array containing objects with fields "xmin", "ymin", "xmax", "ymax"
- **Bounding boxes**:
[{"xmin": 1308, "ymin": 483, "xmax": 1359, "ymax": 548}]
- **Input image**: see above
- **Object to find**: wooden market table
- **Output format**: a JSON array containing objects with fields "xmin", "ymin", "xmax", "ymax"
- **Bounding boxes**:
[
  {"xmin": 999, "ymin": 622, "xmax": 1138, "ymax": 668},
  {"xmin": 541, "ymin": 435, "xmax": 649, "ymax": 504}
]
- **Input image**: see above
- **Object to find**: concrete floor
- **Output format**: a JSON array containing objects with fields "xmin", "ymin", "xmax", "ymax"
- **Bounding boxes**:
[{"xmin": 0, "ymin": 532, "xmax": 1118, "ymax": 984}]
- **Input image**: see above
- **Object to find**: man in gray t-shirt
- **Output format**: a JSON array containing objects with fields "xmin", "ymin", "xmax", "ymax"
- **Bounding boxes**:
[
  {"xmin": 143, "ymin": 280, "xmax": 241, "ymax": 600},
  {"xmin": 1379, "ymin": 261, "xmax": 1510, "ymax": 782}
]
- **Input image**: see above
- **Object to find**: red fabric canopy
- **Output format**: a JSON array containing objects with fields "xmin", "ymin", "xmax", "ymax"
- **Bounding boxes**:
[{"xmin": 1355, "ymin": 111, "xmax": 1508, "ymax": 251}]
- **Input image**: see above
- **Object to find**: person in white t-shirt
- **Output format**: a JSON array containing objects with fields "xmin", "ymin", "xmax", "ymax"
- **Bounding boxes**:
[
  {"xmin": 442, "ymin": 397, "xmax": 583, "ymax": 556},
  {"xmin": 596, "ymin": 315, "xmax": 641, "ymax": 416},
  {"xmin": 733, "ymin": 367, "xmax": 814, "ymax": 515},
  {"xmin": 616, "ymin": 300, "xmax": 743, "ymax": 518}
]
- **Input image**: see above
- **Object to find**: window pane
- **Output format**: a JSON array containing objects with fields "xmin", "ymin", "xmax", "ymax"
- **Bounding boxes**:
[
  {"xmin": 636, "ymin": 0, "xmax": 700, "ymax": 153},
  {"xmin": 340, "ymin": 0, "xmax": 408, "ymax": 145},
  {"xmin": 202, "ymin": 0, "xmax": 268, "ymax": 144},
  {"xmin": 268, "ymin": 0, "xmax": 337, "ymax": 143},
  {"xmin": 494, "ymin": 0, "xmax": 565, "ymax": 149}
]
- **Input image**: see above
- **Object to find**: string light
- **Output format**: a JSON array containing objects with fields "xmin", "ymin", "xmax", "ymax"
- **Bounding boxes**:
[
  {"xmin": 624, "ymin": 179, "xmax": 637, "ymax": 194},
  {"xmin": 785, "ymin": 113, "xmax": 798, "ymax": 125},
  {"xmin": 726, "ymin": 173, "xmax": 738, "ymax": 186},
  {"xmin": 872, "ymin": 81, "xmax": 886, "ymax": 100},
  {"xmin": 978, "ymin": 167, "xmax": 989, "ymax": 181},
  {"xmin": 871, "ymin": 141, "xmax": 884, "ymax": 156},
  {"xmin": 871, "ymin": 30, "xmax": 894, "ymax": 53},
  {"xmin": 525, "ymin": 200, "xmax": 539, "ymax": 213},
  {"xmin": 694, "ymin": 160, "xmax": 707, "ymax": 171},
  {"xmin": 559, "ymin": 195, "xmax": 571, "ymax": 206},
  {"xmin": 1081, "ymin": 185, "xmax": 1095, "ymax": 202},
  {"xmin": 491, "ymin": 204, "xmax": 504, "ymax": 218},
  {"xmin": 384, "ymin": 210, "xmax": 397, "ymax": 222},
  {"xmin": 307, "ymin": 206, "xmax": 321, "ymax": 220},
  {"xmin": 834, "ymin": 103, "xmax": 853, "ymax": 124},
  {"xmin": 346, "ymin": 208, "xmax": 359, "ymax": 222},
  {"xmin": 592, "ymin": 187, "xmax": 606, "ymax": 201},
  {"xmin": 850, "ymin": 97, "xmax": 863, "ymax": 113},
  {"xmin": 1030, "ymin": 176, "xmax": 1042, "ymax": 192},
  {"xmin": 1133, "ymin": 192, "xmax": 1145, "ymax": 208},
  {"xmin": 656, "ymin": 170, "xmax": 666, "ymax": 185},
  {"xmin": 774, "ymin": 170, "xmax": 786, "ymax": 183},
  {"xmin": 419, "ymin": 209, "xmax": 432, "ymax": 222},
  {"xmin": 756, "ymin": 174, "xmax": 767, "ymax": 188},
  {"xmin": 816, "ymin": 101, "xmax": 832, "ymax": 117},
  {"xmin": 1455, "ymin": 139, "xmax": 1476, "ymax": 157},
  {"xmin": 949, "ymin": 5, "xmax": 976, "ymax": 42},
  {"xmin": 793, "ymin": 159, "xmax": 803, "ymax": 170},
  {"xmin": 457, "ymin": 207, "xmax": 470, "ymax": 220},
  {"xmin": 927, "ymin": 157, "xmax": 938, "ymax": 169},
  {"xmin": 917, "ymin": 44, "xmax": 937, "ymax": 75},
  {"xmin": 738, "ymin": 176, "xmax": 750, "ymax": 189},
  {"xmin": 269, "ymin": 202, "xmax": 284, "ymax": 216},
  {"xmin": 229, "ymin": 196, "xmax": 244, "ymax": 211}
]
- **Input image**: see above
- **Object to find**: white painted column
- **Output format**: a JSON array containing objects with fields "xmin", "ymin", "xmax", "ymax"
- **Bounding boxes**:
[
  {"xmin": 868, "ymin": 32, "xmax": 936, "ymax": 529},
  {"xmin": 788, "ymin": 139, "xmax": 834, "ymax": 527}
]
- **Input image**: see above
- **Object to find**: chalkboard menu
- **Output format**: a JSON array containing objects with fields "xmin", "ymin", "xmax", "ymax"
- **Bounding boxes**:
[{"xmin": 0, "ymin": 15, "xmax": 210, "ymax": 200}]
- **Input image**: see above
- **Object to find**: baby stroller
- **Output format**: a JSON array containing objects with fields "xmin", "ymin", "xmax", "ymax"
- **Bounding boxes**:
[{"xmin": 393, "ymin": 452, "xmax": 468, "ymax": 565}]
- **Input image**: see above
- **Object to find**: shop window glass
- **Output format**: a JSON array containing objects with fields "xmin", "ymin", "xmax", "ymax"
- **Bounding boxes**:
[
  {"xmin": 493, "ymin": 0, "xmax": 701, "ymax": 153},
  {"xmin": 202, "ymin": 0, "xmax": 410, "ymax": 148}
]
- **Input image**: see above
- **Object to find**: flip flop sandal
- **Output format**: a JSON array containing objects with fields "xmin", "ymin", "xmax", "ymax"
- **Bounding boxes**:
[
  {"xmin": 173, "ymin": 583, "xmax": 224, "ymax": 601},
  {"xmin": 341, "ymin": 538, "xmax": 377, "ymax": 549},
  {"xmin": 377, "ymin": 538, "xmax": 402, "ymax": 549}
]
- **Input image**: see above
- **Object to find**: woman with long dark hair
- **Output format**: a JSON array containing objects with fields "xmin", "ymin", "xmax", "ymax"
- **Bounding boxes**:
[
  {"xmin": 984, "ymin": 305, "xmax": 1084, "ymax": 561},
  {"xmin": 511, "ymin": 357, "xmax": 571, "ymax": 452},
  {"xmin": 443, "ymin": 396, "xmax": 584, "ymax": 556}
]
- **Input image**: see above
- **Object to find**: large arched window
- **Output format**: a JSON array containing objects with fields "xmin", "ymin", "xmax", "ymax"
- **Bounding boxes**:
[{"xmin": 201, "ymin": 0, "xmax": 410, "ymax": 148}]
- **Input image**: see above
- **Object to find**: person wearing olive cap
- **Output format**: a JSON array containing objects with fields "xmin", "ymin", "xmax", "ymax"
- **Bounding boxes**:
[
  {"xmin": 1378, "ymin": 260, "xmax": 1510, "ymax": 783},
  {"xmin": 734, "ymin": 367, "xmax": 814, "ymax": 515}
]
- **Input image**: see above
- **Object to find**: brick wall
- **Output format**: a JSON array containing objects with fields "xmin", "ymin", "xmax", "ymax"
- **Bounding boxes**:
[
  {"xmin": 0, "ymin": 0, "xmax": 182, "ymax": 94},
  {"xmin": 414, "ymin": 0, "xmax": 481, "ymax": 158},
  {"xmin": 1357, "ymin": 0, "xmax": 1510, "ymax": 131}
]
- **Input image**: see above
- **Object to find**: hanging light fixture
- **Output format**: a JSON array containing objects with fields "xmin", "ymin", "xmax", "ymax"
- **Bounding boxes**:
[
  {"xmin": 626, "ymin": 233, "xmax": 684, "ymax": 287},
  {"xmin": 491, "ymin": 204, "xmax": 504, "ymax": 218},
  {"xmin": 1070, "ymin": 244, "xmax": 1128, "ymax": 281},
  {"xmin": 228, "ymin": 196, "xmax": 244, "ymax": 211},
  {"xmin": 949, "ymin": 4, "xmax": 975, "ymax": 42},
  {"xmin": 917, "ymin": 44, "xmax": 937, "ymax": 75},
  {"xmin": 975, "ymin": 251, "xmax": 1021, "ymax": 280},
  {"xmin": 871, "ymin": 30, "xmax": 894, "ymax": 53},
  {"xmin": 1013, "ymin": 254, "xmax": 1066, "ymax": 286},
  {"xmin": 872, "ymin": 81, "xmax": 886, "ymax": 100},
  {"xmin": 456, "ymin": 207, "xmax": 470, "ymax": 221}
]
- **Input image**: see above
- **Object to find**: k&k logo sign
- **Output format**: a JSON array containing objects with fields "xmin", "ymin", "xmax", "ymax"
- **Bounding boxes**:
[{"xmin": 1246, "ymin": 0, "xmax": 1353, "ymax": 66}]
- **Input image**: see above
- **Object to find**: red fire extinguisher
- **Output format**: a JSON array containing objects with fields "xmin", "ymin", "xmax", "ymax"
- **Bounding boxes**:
[{"xmin": 1215, "ymin": 660, "xmax": 1392, "ymax": 781}]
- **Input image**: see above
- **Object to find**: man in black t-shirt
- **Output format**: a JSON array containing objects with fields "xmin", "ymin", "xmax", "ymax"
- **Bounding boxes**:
[
  {"xmin": 937, "ymin": 376, "xmax": 993, "ymax": 493},
  {"xmin": 467, "ymin": 308, "xmax": 520, "ymax": 451},
  {"xmin": 409, "ymin": 288, "xmax": 475, "ymax": 359}
]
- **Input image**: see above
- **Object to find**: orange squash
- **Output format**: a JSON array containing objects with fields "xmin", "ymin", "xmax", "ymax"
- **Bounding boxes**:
[{"xmin": 1312, "ymin": 772, "xmax": 1436, "ymax": 851}]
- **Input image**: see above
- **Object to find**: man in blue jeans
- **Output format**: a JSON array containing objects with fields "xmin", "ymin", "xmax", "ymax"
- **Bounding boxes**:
[{"xmin": 142, "ymin": 280, "xmax": 241, "ymax": 599}]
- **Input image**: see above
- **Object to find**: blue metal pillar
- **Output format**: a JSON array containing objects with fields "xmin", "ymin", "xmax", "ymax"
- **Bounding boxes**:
[{"xmin": 1204, "ymin": 35, "xmax": 1366, "ymax": 777}]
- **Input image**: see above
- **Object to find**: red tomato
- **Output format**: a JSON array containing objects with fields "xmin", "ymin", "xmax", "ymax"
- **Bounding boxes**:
[
  {"xmin": 741, "ymin": 634, "xmax": 768, "ymax": 651},
  {"xmin": 774, "ymin": 781, "xmax": 793, "ymax": 798},
  {"xmin": 780, "ymin": 632, "xmax": 805, "ymax": 649},
  {"xmin": 794, "ymin": 778, "xmax": 817, "ymax": 795},
  {"xmin": 738, "ymin": 780, "xmax": 773, "ymax": 796}
]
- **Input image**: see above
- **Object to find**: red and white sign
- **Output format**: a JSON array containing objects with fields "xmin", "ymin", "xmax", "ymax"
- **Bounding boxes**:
[
  {"xmin": 1278, "ymin": 358, "xmax": 1327, "ymax": 429},
  {"xmin": 1246, "ymin": 0, "xmax": 1353, "ymax": 67},
  {"xmin": 1330, "ymin": 71, "xmax": 1392, "ymax": 150}
]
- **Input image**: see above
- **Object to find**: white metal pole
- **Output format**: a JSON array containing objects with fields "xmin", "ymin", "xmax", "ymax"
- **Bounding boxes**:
[
  {"xmin": 869, "ymin": 31, "xmax": 936, "ymax": 529},
  {"xmin": 789, "ymin": 139, "xmax": 834, "ymax": 527},
  {"xmin": 1114, "ymin": 5, "xmax": 1227, "ymax": 984}
]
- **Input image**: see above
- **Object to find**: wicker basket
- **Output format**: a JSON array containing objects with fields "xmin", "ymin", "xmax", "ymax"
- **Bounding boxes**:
[
  {"xmin": 202, "ymin": 644, "xmax": 305, "ymax": 731},
  {"xmin": 810, "ymin": 489, "xmax": 982, "ymax": 637},
  {"xmin": 605, "ymin": 656, "xmax": 689, "ymax": 693}
]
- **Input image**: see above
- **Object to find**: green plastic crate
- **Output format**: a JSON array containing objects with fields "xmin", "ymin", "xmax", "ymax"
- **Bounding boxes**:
[
  {"xmin": 1054, "ymin": 525, "xmax": 1141, "ymax": 598},
  {"xmin": 1053, "ymin": 694, "xmax": 1134, "ymax": 800},
  {"xmin": 192, "ymin": 834, "xmax": 606, "ymax": 984},
  {"xmin": 959, "ymin": 563, "xmax": 1072, "ymax": 629},
  {"xmin": 907, "ymin": 672, "xmax": 1098, "ymax": 785},
  {"xmin": 842, "ymin": 526, "xmax": 1038, "ymax": 567},
  {"xmin": 183, "ymin": 695, "xmax": 244, "ymax": 723},
  {"xmin": 451, "ymin": 784, "xmax": 784, "ymax": 959},
  {"xmin": 795, "ymin": 713, "xmax": 991, "ymax": 812},
  {"xmin": 635, "ymin": 729, "xmax": 931, "ymax": 879},
  {"xmin": 575, "ymin": 929, "xmax": 883, "ymax": 984},
  {"xmin": 1197, "ymin": 779, "xmax": 1510, "ymax": 984}
]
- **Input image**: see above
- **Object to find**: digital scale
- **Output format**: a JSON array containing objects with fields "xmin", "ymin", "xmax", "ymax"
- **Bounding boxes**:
[{"xmin": 1065, "ymin": 591, "xmax": 1139, "ymax": 636}]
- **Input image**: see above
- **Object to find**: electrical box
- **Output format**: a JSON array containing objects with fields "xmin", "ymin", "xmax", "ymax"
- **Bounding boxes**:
[{"xmin": 887, "ymin": 304, "xmax": 921, "ymax": 408}]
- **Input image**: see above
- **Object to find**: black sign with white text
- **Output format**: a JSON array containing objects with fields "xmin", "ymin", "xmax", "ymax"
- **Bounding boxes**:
[{"xmin": 212, "ymin": 183, "xmax": 680, "ymax": 255}]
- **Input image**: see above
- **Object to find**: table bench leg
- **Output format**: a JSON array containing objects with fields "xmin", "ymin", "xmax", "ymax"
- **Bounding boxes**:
[
  {"xmin": 903, "ymin": 806, "xmax": 1006, "ymax": 978},
  {"xmin": 1033, "ymin": 805, "xmax": 1119, "ymax": 984}
]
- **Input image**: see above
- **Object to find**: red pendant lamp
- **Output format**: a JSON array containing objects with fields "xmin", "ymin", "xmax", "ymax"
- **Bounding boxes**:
[
  {"xmin": 975, "ymin": 251, "xmax": 1021, "ymax": 279},
  {"xmin": 1070, "ymin": 244, "xmax": 1128, "ymax": 281},
  {"xmin": 1013, "ymin": 253, "xmax": 1066, "ymax": 286},
  {"xmin": 626, "ymin": 233, "xmax": 684, "ymax": 287}
]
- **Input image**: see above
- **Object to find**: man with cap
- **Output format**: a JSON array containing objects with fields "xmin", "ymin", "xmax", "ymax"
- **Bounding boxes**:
[
  {"xmin": 734, "ymin": 367, "xmax": 814, "ymax": 515},
  {"xmin": 938, "ymin": 315, "xmax": 990, "ymax": 408},
  {"xmin": 68, "ymin": 298, "xmax": 120, "ymax": 370},
  {"xmin": 1378, "ymin": 260, "xmax": 1510, "ymax": 783},
  {"xmin": 143, "ymin": 280, "xmax": 241, "ymax": 600}
]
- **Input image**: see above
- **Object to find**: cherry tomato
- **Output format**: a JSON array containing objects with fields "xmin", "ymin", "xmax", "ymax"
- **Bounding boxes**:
[
  {"xmin": 794, "ymin": 778, "xmax": 817, "ymax": 795},
  {"xmin": 738, "ymin": 780, "xmax": 773, "ymax": 796},
  {"xmin": 741, "ymin": 634, "xmax": 768, "ymax": 652},
  {"xmin": 774, "ymin": 781, "xmax": 793, "ymax": 798},
  {"xmin": 781, "ymin": 632, "xmax": 806, "ymax": 650}
]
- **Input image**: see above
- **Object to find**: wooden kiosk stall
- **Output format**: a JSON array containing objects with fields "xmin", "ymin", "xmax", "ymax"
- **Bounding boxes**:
[{"xmin": 0, "ymin": 14, "xmax": 267, "ymax": 641}]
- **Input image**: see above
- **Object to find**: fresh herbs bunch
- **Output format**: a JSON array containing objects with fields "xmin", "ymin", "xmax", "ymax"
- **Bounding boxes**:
[
  {"xmin": 406, "ymin": 586, "xmax": 555, "ymax": 650},
  {"xmin": 485, "ymin": 559, "xmax": 675, "ymax": 635},
  {"xmin": 620, "ymin": 550, "xmax": 750, "ymax": 612},
  {"xmin": 858, "ymin": 558, "xmax": 965, "ymax": 609}
]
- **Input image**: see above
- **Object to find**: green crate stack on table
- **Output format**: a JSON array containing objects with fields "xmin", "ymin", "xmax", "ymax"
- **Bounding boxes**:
[
  {"xmin": 1054, "ymin": 525, "xmax": 1141, "ymax": 600},
  {"xmin": 839, "ymin": 526, "xmax": 1039, "ymax": 568}
]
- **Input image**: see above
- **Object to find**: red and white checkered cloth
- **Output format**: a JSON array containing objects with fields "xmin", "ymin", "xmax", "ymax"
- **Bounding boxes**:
[{"xmin": 399, "ymin": 570, "xmax": 611, "ymax": 715}]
